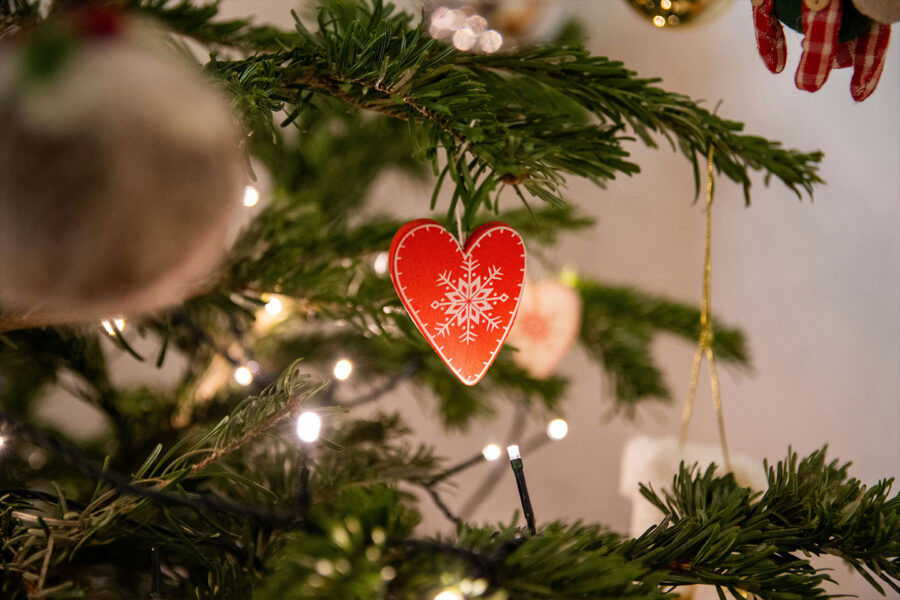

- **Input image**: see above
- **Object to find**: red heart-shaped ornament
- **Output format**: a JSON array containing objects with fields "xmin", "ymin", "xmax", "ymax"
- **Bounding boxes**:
[{"xmin": 390, "ymin": 219, "xmax": 526, "ymax": 385}]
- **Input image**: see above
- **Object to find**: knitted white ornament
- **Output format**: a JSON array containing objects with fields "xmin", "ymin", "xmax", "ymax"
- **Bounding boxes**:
[
  {"xmin": 0, "ymin": 16, "xmax": 244, "ymax": 321},
  {"xmin": 619, "ymin": 436, "xmax": 768, "ymax": 600}
]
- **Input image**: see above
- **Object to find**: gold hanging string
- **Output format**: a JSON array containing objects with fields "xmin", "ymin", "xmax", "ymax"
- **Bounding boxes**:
[{"xmin": 679, "ymin": 144, "xmax": 733, "ymax": 473}]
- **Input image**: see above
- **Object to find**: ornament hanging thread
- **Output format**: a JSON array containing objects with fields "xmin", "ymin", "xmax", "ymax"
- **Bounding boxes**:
[{"xmin": 679, "ymin": 145, "xmax": 733, "ymax": 473}]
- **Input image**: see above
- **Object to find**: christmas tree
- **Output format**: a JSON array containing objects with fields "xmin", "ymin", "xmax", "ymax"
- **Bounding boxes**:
[{"xmin": 1, "ymin": 1, "xmax": 897, "ymax": 599}]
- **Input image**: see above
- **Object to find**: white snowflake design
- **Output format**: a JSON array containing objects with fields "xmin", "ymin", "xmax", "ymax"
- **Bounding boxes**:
[{"xmin": 430, "ymin": 255, "xmax": 509, "ymax": 344}]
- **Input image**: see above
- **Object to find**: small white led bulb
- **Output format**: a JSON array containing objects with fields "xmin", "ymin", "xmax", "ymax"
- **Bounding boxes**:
[
  {"xmin": 506, "ymin": 444, "xmax": 521, "ymax": 460},
  {"xmin": 434, "ymin": 589, "xmax": 463, "ymax": 600},
  {"xmin": 479, "ymin": 29, "xmax": 503, "ymax": 54},
  {"xmin": 464, "ymin": 15, "xmax": 487, "ymax": 35},
  {"xmin": 333, "ymin": 359, "xmax": 353, "ymax": 380},
  {"xmin": 234, "ymin": 366, "xmax": 253, "ymax": 386},
  {"xmin": 264, "ymin": 297, "xmax": 283, "ymax": 316},
  {"xmin": 296, "ymin": 411, "xmax": 322, "ymax": 443},
  {"xmin": 431, "ymin": 7, "xmax": 464, "ymax": 31},
  {"xmin": 452, "ymin": 27, "xmax": 477, "ymax": 51},
  {"xmin": 101, "ymin": 318, "xmax": 126, "ymax": 336},
  {"xmin": 481, "ymin": 443, "xmax": 501, "ymax": 462},
  {"xmin": 547, "ymin": 418, "xmax": 569, "ymax": 441},
  {"xmin": 373, "ymin": 252, "xmax": 389, "ymax": 276},
  {"xmin": 243, "ymin": 185, "xmax": 260, "ymax": 207}
]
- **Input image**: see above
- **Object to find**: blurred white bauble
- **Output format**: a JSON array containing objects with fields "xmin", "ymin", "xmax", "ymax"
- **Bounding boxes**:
[
  {"xmin": 0, "ymin": 14, "xmax": 245, "ymax": 321},
  {"xmin": 619, "ymin": 435, "xmax": 767, "ymax": 537},
  {"xmin": 619, "ymin": 436, "xmax": 767, "ymax": 600}
]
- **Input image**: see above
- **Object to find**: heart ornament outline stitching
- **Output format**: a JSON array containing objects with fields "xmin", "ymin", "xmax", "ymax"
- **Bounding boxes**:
[{"xmin": 389, "ymin": 219, "xmax": 526, "ymax": 386}]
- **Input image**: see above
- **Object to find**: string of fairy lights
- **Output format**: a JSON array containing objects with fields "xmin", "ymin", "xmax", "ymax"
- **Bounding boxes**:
[
  {"xmin": 0, "ymin": 182, "xmax": 567, "ymax": 600},
  {"xmin": 236, "ymin": 181, "xmax": 559, "ymax": 600}
]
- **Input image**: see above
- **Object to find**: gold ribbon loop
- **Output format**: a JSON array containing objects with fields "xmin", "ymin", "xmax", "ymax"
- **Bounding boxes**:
[{"xmin": 679, "ymin": 144, "xmax": 733, "ymax": 473}]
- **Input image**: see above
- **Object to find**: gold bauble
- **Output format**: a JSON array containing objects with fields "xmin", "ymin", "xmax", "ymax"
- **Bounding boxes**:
[{"xmin": 624, "ymin": 0, "xmax": 731, "ymax": 28}]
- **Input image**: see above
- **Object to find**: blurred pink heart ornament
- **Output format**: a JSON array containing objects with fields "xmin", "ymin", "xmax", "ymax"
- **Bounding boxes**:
[{"xmin": 507, "ymin": 278, "xmax": 582, "ymax": 380}]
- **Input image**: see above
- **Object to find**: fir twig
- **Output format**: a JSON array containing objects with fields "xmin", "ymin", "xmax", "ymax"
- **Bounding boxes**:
[
  {"xmin": 187, "ymin": 390, "xmax": 306, "ymax": 477},
  {"xmin": 138, "ymin": 0, "xmax": 822, "ymax": 223}
]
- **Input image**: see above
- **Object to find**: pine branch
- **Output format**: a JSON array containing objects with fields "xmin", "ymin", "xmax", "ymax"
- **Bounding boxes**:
[
  {"xmin": 148, "ymin": 360, "xmax": 327, "ymax": 481},
  {"xmin": 134, "ymin": 0, "xmax": 822, "ymax": 224},
  {"xmin": 626, "ymin": 448, "xmax": 900, "ymax": 597},
  {"xmin": 3, "ymin": 388, "xmax": 896, "ymax": 600},
  {"xmin": 0, "ymin": 0, "xmax": 42, "ymax": 36},
  {"xmin": 249, "ymin": 448, "xmax": 896, "ymax": 599},
  {"xmin": 578, "ymin": 279, "xmax": 749, "ymax": 411},
  {"xmin": 0, "ymin": 363, "xmax": 332, "ymax": 597},
  {"xmin": 229, "ymin": 184, "xmax": 746, "ymax": 421},
  {"xmin": 5, "ymin": 5, "xmax": 885, "ymax": 600},
  {"xmin": 186, "ymin": 385, "xmax": 308, "ymax": 477}
]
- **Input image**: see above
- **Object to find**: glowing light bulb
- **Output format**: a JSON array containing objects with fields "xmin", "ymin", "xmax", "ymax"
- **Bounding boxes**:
[
  {"xmin": 452, "ymin": 27, "xmax": 477, "ymax": 51},
  {"xmin": 547, "ymin": 418, "xmax": 569, "ymax": 441},
  {"xmin": 234, "ymin": 366, "xmax": 253, "ymax": 386},
  {"xmin": 0, "ymin": 435, "xmax": 6, "ymax": 451},
  {"xmin": 479, "ymin": 30, "xmax": 503, "ymax": 54},
  {"xmin": 243, "ymin": 185, "xmax": 260, "ymax": 207},
  {"xmin": 482, "ymin": 443, "xmax": 502, "ymax": 462},
  {"xmin": 101, "ymin": 318, "xmax": 126, "ymax": 336},
  {"xmin": 653, "ymin": 15, "xmax": 666, "ymax": 27},
  {"xmin": 316, "ymin": 559, "xmax": 334, "ymax": 576},
  {"xmin": 373, "ymin": 251, "xmax": 389, "ymax": 276},
  {"xmin": 432, "ymin": 7, "xmax": 464, "ymax": 31},
  {"xmin": 333, "ymin": 359, "xmax": 353, "ymax": 380},
  {"xmin": 507, "ymin": 444, "xmax": 521, "ymax": 460},
  {"xmin": 430, "ymin": 6, "xmax": 451, "ymax": 28},
  {"xmin": 661, "ymin": 0, "xmax": 672, "ymax": 9},
  {"xmin": 264, "ymin": 297, "xmax": 283, "ymax": 316},
  {"xmin": 435, "ymin": 590, "xmax": 463, "ymax": 600},
  {"xmin": 464, "ymin": 15, "xmax": 487, "ymax": 35},
  {"xmin": 296, "ymin": 411, "xmax": 322, "ymax": 443}
]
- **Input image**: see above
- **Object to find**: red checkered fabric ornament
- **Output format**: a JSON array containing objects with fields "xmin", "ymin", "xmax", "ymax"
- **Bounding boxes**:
[
  {"xmin": 753, "ymin": 0, "xmax": 788, "ymax": 73},
  {"xmin": 849, "ymin": 22, "xmax": 890, "ymax": 100},
  {"xmin": 833, "ymin": 40, "xmax": 854, "ymax": 67},
  {"xmin": 749, "ymin": 0, "xmax": 893, "ymax": 101},
  {"xmin": 796, "ymin": 0, "xmax": 843, "ymax": 91}
]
